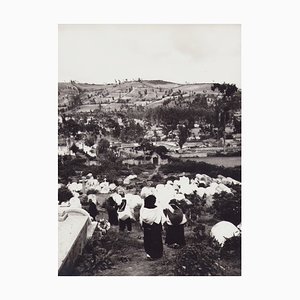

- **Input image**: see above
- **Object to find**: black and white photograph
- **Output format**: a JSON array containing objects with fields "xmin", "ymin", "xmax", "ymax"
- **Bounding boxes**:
[
  {"xmin": 2, "ymin": 0, "xmax": 299, "ymax": 298},
  {"xmin": 58, "ymin": 24, "xmax": 241, "ymax": 276}
]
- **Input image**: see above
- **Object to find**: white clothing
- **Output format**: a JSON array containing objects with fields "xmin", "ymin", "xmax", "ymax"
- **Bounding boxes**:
[{"xmin": 139, "ymin": 206, "xmax": 166, "ymax": 225}]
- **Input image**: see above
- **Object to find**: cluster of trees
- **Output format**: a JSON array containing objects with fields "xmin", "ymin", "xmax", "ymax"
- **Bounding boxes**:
[
  {"xmin": 211, "ymin": 83, "xmax": 241, "ymax": 143},
  {"xmin": 136, "ymin": 140, "xmax": 169, "ymax": 158},
  {"xmin": 58, "ymin": 117, "xmax": 100, "ymax": 138},
  {"xmin": 145, "ymin": 106, "xmax": 214, "ymax": 131},
  {"xmin": 145, "ymin": 83, "xmax": 241, "ymax": 142},
  {"xmin": 119, "ymin": 121, "xmax": 145, "ymax": 143}
]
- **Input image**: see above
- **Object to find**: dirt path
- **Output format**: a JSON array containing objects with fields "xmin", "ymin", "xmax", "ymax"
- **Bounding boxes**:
[
  {"xmin": 147, "ymin": 165, "xmax": 160, "ymax": 179},
  {"xmin": 94, "ymin": 222, "xmax": 178, "ymax": 276}
]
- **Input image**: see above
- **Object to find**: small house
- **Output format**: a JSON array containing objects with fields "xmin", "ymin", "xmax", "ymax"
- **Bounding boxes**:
[{"xmin": 150, "ymin": 152, "xmax": 168, "ymax": 166}]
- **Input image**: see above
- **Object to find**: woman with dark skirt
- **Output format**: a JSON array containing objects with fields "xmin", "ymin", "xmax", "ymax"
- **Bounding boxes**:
[
  {"xmin": 88, "ymin": 199, "xmax": 98, "ymax": 221},
  {"xmin": 139, "ymin": 195, "xmax": 165, "ymax": 260},
  {"xmin": 164, "ymin": 199, "xmax": 187, "ymax": 248},
  {"xmin": 103, "ymin": 196, "xmax": 119, "ymax": 226}
]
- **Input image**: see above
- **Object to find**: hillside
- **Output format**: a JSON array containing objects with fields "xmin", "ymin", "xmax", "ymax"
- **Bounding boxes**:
[{"xmin": 58, "ymin": 80, "xmax": 218, "ymax": 112}]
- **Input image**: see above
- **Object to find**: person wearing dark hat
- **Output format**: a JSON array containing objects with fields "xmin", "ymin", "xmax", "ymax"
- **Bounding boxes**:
[
  {"xmin": 163, "ymin": 199, "xmax": 187, "ymax": 248},
  {"xmin": 139, "ymin": 194, "xmax": 165, "ymax": 260},
  {"xmin": 117, "ymin": 198, "xmax": 133, "ymax": 232}
]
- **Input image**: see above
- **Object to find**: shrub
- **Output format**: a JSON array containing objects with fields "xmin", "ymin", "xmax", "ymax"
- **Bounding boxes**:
[
  {"xmin": 105, "ymin": 170, "xmax": 118, "ymax": 183},
  {"xmin": 131, "ymin": 166, "xmax": 143, "ymax": 175},
  {"xmin": 144, "ymin": 163, "xmax": 156, "ymax": 170},
  {"xmin": 184, "ymin": 193, "xmax": 205, "ymax": 224},
  {"xmin": 221, "ymin": 236, "xmax": 241, "ymax": 260},
  {"xmin": 151, "ymin": 173, "xmax": 163, "ymax": 182},
  {"xmin": 192, "ymin": 223, "xmax": 207, "ymax": 242},
  {"xmin": 175, "ymin": 239, "xmax": 221, "ymax": 276},
  {"xmin": 72, "ymin": 230, "xmax": 113, "ymax": 275},
  {"xmin": 58, "ymin": 186, "xmax": 73, "ymax": 204},
  {"xmin": 213, "ymin": 190, "xmax": 241, "ymax": 226}
]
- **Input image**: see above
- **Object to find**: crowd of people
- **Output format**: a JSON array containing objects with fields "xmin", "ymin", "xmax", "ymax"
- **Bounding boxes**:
[
  {"xmin": 101, "ymin": 184, "xmax": 188, "ymax": 260},
  {"xmin": 59, "ymin": 172, "xmax": 241, "ymax": 261}
]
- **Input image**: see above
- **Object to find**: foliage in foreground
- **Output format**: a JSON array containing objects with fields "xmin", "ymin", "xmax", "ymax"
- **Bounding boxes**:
[
  {"xmin": 221, "ymin": 236, "xmax": 241, "ymax": 260},
  {"xmin": 175, "ymin": 239, "xmax": 221, "ymax": 276},
  {"xmin": 58, "ymin": 186, "xmax": 73, "ymax": 204},
  {"xmin": 213, "ymin": 187, "xmax": 241, "ymax": 226},
  {"xmin": 71, "ymin": 230, "xmax": 113, "ymax": 276}
]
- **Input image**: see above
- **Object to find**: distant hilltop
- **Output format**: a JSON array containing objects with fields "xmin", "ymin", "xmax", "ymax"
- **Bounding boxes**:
[{"xmin": 58, "ymin": 79, "xmax": 234, "ymax": 112}]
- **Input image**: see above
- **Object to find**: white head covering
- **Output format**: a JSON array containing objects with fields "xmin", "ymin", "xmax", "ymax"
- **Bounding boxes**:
[
  {"xmin": 109, "ymin": 183, "xmax": 117, "ymax": 192},
  {"xmin": 69, "ymin": 196, "xmax": 82, "ymax": 209},
  {"xmin": 140, "ymin": 186, "xmax": 156, "ymax": 198},
  {"xmin": 112, "ymin": 193, "xmax": 122, "ymax": 206},
  {"xmin": 87, "ymin": 194, "xmax": 97, "ymax": 205},
  {"xmin": 139, "ymin": 206, "xmax": 166, "ymax": 225},
  {"xmin": 210, "ymin": 221, "xmax": 241, "ymax": 247}
]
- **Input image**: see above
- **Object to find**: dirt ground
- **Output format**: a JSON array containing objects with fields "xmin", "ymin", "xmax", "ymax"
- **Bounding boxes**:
[
  {"xmin": 73, "ymin": 214, "xmax": 240, "ymax": 276},
  {"xmin": 90, "ymin": 220, "xmax": 179, "ymax": 276}
]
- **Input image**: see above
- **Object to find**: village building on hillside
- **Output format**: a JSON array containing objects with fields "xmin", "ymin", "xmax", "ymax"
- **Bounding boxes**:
[
  {"xmin": 150, "ymin": 152, "xmax": 168, "ymax": 166},
  {"xmin": 58, "ymin": 137, "xmax": 75, "ymax": 156},
  {"xmin": 232, "ymin": 133, "xmax": 242, "ymax": 143},
  {"xmin": 122, "ymin": 151, "xmax": 169, "ymax": 166}
]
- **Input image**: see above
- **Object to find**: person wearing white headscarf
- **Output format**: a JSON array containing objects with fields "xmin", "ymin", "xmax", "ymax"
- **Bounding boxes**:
[
  {"xmin": 117, "ymin": 198, "xmax": 133, "ymax": 232},
  {"xmin": 163, "ymin": 199, "xmax": 187, "ymax": 248},
  {"xmin": 139, "ymin": 195, "xmax": 165, "ymax": 260},
  {"xmin": 69, "ymin": 195, "xmax": 82, "ymax": 209}
]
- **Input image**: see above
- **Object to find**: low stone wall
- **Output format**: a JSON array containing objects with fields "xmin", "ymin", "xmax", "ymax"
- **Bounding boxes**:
[{"xmin": 58, "ymin": 208, "xmax": 97, "ymax": 276}]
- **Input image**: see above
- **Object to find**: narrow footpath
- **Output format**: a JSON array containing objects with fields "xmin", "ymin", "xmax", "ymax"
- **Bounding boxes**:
[{"xmin": 94, "ymin": 222, "xmax": 178, "ymax": 276}]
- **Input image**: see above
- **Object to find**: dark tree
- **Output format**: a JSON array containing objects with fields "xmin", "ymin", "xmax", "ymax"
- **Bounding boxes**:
[
  {"xmin": 155, "ymin": 145, "xmax": 168, "ymax": 157},
  {"xmin": 178, "ymin": 124, "xmax": 189, "ymax": 149},
  {"xmin": 211, "ymin": 83, "xmax": 240, "ymax": 151},
  {"xmin": 96, "ymin": 138, "xmax": 110, "ymax": 157}
]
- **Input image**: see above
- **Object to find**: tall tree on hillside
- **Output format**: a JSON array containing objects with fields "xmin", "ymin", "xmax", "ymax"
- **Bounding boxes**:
[
  {"xmin": 211, "ymin": 83, "xmax": 240, "ymax": 152},
  {"xmin": 113, "ymin": 123, "xmax": 121, "ymax": 138},
  {"xmin": 178, "ymin": 124, "xmax": 189, "ymax": 149},
  {"xmin": 96, "ymin": 138, "xmax": 110, "ymax": 157}
]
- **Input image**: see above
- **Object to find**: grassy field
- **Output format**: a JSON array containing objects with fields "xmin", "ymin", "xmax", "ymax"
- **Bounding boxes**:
[
  {"xmin": 180, "ymin": 156, "xmax": 241, "ymax": 168},
  {"xmin": 58, "ymin": 80, "xmax": 218, "ymax": 109}
]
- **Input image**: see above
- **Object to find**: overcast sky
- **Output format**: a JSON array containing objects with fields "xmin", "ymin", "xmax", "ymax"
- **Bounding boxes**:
[{"xmin": 58, "ymin": 24, "xmax": 240, "ymax": 87}]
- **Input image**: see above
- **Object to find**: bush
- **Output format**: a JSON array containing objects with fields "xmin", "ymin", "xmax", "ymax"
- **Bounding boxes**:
[
  {"xmin": 221, "ymin": 236, "xmax": 241, "ymax": 260},
  {"xmin": 144, "ymin": 163, "xmax": 156, "ymax": 170},
  {"xmin": 105, "ymin": 170, "xmax": 119, "ymax": 183},
  {"xmin": 184, "ymin": 193, "xmax": 205, "ymax": 224},
  {"xmin": 151, "ymin": 173, "xmax": 163, "ymax": 182},
  {"xmin": 58, "ymin": 186, "xmax": 73, "ymax": 204},
  {"xmin": 72, "ymin": 230, "xmax": 113, "ymax": 275},
  {"xmin": 131, "ymin": 166, "xmax": 143, "ymax": 175},
  {"xmin": 192, "ymin": 223, "xmax": 207, "ymax": 242},
  {"xmin": 175, "ymin": 239, "xmax": 221, "ymax": 276},
  {"xmin": 213, "ymin": 190, "xmax": 241, "ymax": 226}
]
